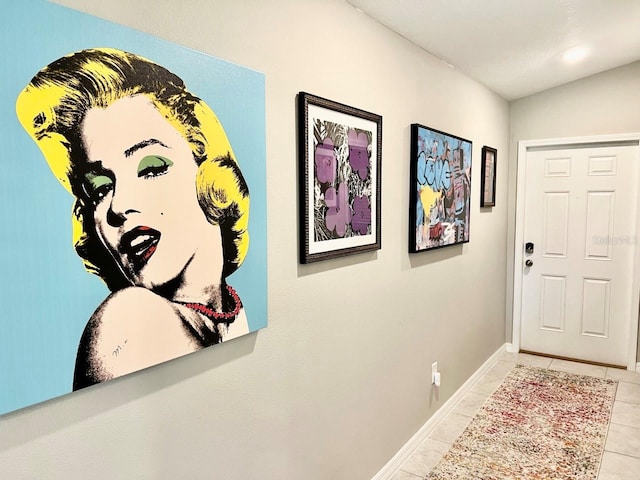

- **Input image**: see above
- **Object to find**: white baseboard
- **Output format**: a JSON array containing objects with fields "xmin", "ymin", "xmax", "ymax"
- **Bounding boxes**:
[
  {"xmin": 371, "ymin": 343, "xmax": 508, "ymax": 480},
  {"xmin": 636, "ymin": 362, "xmax": 640, "ymax": 373},
  {"xmin": 505, "ymin": 343, "xmax": 516, "ymax": 353}
]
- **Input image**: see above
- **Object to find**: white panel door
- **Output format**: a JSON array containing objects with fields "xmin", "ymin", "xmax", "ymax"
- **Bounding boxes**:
[{"xmin": 521, "ymin": 143, "xmax": 639, "ymax": 366}]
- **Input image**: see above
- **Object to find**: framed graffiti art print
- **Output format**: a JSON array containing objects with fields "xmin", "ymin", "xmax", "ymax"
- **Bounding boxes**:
[
  {"xmin": 409, "ymin": 123, "xmax": 472, "ymax": 253},
  {"xmin": 298, "ymin": 92, "xmax": 382, "ymax": 263}
]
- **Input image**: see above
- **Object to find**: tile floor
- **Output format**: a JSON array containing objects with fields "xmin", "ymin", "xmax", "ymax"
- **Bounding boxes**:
[{"xmin": 391, "ymin": 352, "xmax": 640, "ymax": 480}]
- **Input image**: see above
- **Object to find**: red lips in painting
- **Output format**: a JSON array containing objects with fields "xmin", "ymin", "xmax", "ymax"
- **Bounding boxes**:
[{"xmin": 119, "ymin": 226, "xmax": 161, "ymax": 273}]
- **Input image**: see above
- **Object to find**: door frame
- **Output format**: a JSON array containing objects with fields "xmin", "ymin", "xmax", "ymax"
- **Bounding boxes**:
[{"xmin": 512, "ymin": 133, "xmax": 640, "ymax": 371}]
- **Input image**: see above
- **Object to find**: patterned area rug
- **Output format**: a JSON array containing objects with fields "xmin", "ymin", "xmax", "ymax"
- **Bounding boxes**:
[{"xmin": 426, "ymin": 364, "xmax": 617, "ymax": 480}]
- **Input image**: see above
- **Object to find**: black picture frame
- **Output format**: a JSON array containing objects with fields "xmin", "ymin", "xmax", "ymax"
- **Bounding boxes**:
[
  {"xmin": 298, "ymin": 92, "xmax": 382, "ymax": 263},
  {"xmin": 409, "ymin": 123, "xmax": 472, "ymax": 253},
  {"xmin": 481, "ymin": 146, "xmax": 497, "ymax": 207}
]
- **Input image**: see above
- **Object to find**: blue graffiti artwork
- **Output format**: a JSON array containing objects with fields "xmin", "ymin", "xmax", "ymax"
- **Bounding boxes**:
[{"xmin": 411, "ymin": 124, "xmax": 472, "ymax": 252}]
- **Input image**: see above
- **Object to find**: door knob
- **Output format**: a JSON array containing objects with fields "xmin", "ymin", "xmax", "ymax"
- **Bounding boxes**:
[{"xmin": 525, "ymin": 259, "xmax": 533, "ymax": 267}]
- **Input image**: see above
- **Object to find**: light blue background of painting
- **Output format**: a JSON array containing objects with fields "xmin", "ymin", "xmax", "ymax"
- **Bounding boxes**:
[
  {"xmin": 0, "ymin": 0, "xmax": 267, "ymax": 416},
  {"xmin": 417, "ymin": 125, "xmax": 472, "ymax": 169}
]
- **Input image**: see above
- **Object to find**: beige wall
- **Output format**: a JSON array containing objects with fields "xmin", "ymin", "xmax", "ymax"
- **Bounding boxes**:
[
  {"xmin": 507, "ymin": 61, "xmax": 640, "ymax": 362},
  {"xmin": 0, "ymin": 1, "xmax": 510, "ymax": 479}
]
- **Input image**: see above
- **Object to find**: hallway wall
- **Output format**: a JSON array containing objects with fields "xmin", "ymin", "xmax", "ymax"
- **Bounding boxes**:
[
  {"xmin": 0, "ymin": 1, "xmax": 510, "ymax": 479},
  {"xmin": 508, "ymin": 61, "xmax": 640, "ymax": 362}
]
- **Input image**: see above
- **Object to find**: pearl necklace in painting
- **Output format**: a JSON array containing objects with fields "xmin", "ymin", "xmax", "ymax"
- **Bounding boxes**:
[{"xmin": 177, "ymin": 285, "xmax": 242, "ymax": 322}]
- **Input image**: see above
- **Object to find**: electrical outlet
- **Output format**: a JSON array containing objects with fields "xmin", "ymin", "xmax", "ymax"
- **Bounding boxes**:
[{"xmin": 431, "ymin": 361, "xmax": 441, "ymax": 386}]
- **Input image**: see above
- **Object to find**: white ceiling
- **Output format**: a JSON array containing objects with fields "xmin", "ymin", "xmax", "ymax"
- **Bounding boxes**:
[{"xmin": 345, "ymin": 0, "xmax": 640, "ymax": 100}]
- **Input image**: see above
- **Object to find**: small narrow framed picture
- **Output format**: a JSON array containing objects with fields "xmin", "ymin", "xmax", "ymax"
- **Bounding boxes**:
[
  {"xmin": 297, "ymin": 92, "xmax": 382, "ymax": 263},
  {"xmin": 481, "ymin": 146, "xmax": 497, "ymax": 207}
]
